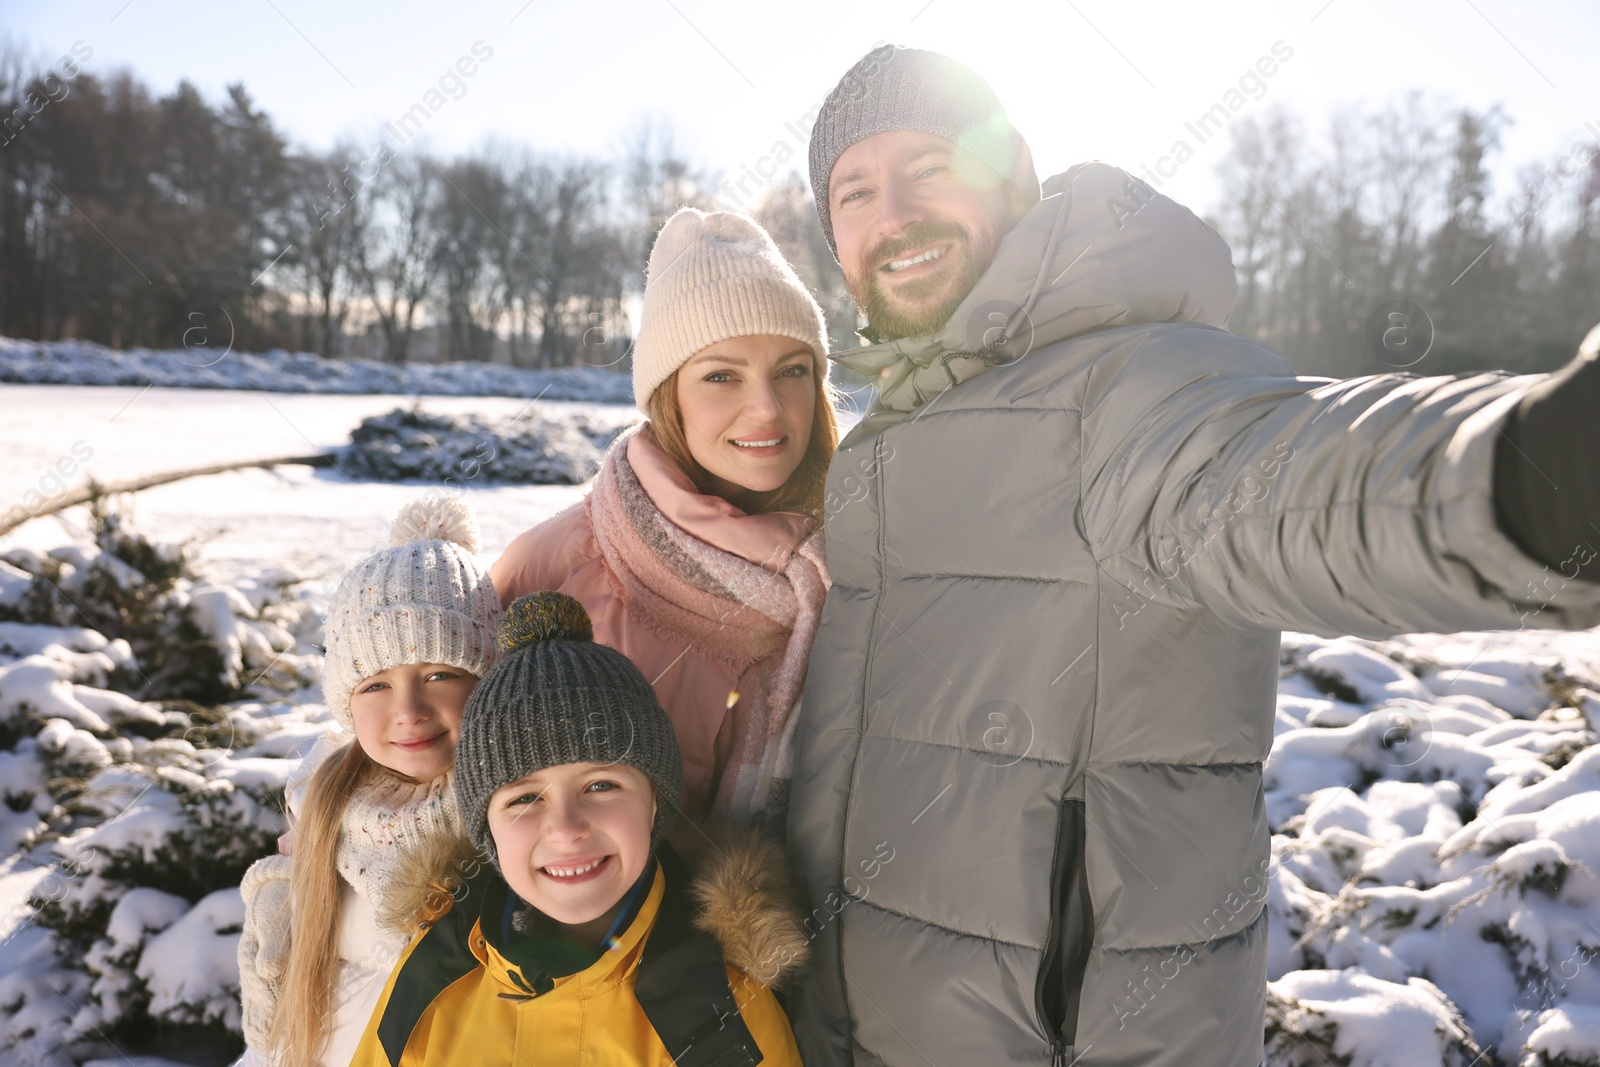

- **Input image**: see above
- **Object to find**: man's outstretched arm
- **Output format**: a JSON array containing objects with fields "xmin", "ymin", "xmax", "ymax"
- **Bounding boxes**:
[{"xmin": 1079, "ymin": 324, "xmax": 1600, "ymax": 639}]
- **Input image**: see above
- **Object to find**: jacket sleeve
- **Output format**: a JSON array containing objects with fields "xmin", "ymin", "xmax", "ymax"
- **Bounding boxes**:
[
  {"xmin": 237, "ymin": 853, "xmax": 294, "ymax": 1053},
  {"xmin": 1079, "ymin": 325, "xmax": 1600, "ymax": 638}
]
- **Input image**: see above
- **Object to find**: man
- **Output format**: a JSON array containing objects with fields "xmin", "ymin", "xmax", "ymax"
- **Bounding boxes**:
[{"xmin": 786, "ymin": 45, "xmax": 1600, "ymax": 1067}]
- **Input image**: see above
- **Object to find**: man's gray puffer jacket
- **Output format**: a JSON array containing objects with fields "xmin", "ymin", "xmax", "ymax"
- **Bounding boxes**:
[{"xmin": 786, "ymin": 162, "xmax": 1600, "ymax": 1067}]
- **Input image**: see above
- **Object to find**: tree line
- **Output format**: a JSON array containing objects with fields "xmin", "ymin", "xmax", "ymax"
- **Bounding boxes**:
[
  {"xmin": 0, "ymin": 44, "xmax": 853, "ymax": 370},
  {"xmin": 1, "ymin": 45, "xmax": 1595, "ymax": 376},
  {"xmin": 1213, "ymin": 95, "xmax": 1599, "ymax": 376}
]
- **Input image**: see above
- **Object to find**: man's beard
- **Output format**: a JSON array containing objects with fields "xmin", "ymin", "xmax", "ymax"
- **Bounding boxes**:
[{"xmin": 845, "ymin": 219, "xmax": 998, "ymax": 343}]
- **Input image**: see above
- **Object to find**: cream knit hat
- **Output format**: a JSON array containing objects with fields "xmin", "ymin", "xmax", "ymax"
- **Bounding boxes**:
[
  {"xmin": 632, "ymin": 207, "xmax": 828, "ymax": 413},
  {"xmin": 322, "ymin": 493, "xmax": 502, "ymax": 729}
]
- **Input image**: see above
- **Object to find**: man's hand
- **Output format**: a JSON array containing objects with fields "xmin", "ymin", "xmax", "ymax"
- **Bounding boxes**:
[{"xmin": 1493, "ymin": 323, "xmax": 1600, "ymax": 583}]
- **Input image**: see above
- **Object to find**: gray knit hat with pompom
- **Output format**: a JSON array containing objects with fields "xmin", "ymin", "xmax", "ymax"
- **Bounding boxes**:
[
  {"xmin": 453, "ymin": 592, "xmax": 683, "ymax": 867},
  {"xmin": 322, "ymin": 493, "xmax": 501, "ymax": 729}
]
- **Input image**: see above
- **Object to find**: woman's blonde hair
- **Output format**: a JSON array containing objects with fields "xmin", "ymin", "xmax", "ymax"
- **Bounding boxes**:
[
  {"xmin": 645, "ymin": 345, "xmax": 841, "ymax": 520},
  {"xmin": 266, "ymin": 739, "xmax": 375, "ymax": 1067}
]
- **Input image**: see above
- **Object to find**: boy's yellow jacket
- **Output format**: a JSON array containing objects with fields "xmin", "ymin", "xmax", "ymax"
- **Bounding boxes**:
[{"xmin": 350, "ymin": 831, "xmax": 807, "ymax": 1067}]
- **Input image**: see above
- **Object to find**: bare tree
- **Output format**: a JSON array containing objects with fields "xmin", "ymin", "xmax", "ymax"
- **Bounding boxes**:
[
  {"xmin": 284, "ymin": 149, "xmax": 366, "ymax": 357},
  {"xmin": 1366, "ymin": 92, "xmax": 1447, "ymax": 301},
  {"xmin": 430, "ymin": 157, "xmax": 505, "ymax": 361},
  {"xmin": 526, "ymin": 156, "xmax": 621, "ymax": 367},
  {"xmin": 621, "ymin": 119, "xmax": 714, "ymax": 283},
  {"xmin": 1211, "ymin": 98, "xmax": 1593, "ymax": 377},
  {"xmin": 353, "ymin": 150, "xmax": 438, "ymax": 363},
  {"xmin": 1215, "ymin": 106, "xmax": 1309, "ymax": 355},
  {"xmin": 473, "ymin": 146, "xmax": 540, "ymax": 367},
  {"xmin": 754, "ymin": 171, "xmax": 857, "ymax": 353}
]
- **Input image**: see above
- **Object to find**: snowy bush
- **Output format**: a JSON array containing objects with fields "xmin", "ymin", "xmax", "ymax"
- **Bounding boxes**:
[
  {"xmin": 1, "ymin": 503, "xmax": 317, "ymax": 706},
  {"xmin": 1266, "ymin": 970, "xmax": 1485, "ymax": 1067},
  {"xmin": 0, "ymin": 335, "xmax": 634, "ymax": 403},
  {"xmin": 1522, "ymin": 1003, "xmax": 1600, "ymax": 1066},
  {"xmin": 1268, "ymin": 633, "xmax": 1600, "ymax": 1066},
  {"xmin": 0, "ymin": 507, "xmax": 331, "ymax": 1066},
  {"xmin": 338, "ymin": 403, "xmax": 640, "ymax": 485}
]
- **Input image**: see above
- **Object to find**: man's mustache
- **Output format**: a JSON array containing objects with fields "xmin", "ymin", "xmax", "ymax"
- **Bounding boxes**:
[{"xmin": 866, "ymin": 222, "xmax": 970, "ymax": 270}]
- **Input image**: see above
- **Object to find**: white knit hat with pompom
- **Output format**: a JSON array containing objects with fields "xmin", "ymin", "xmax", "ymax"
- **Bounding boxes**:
[{"xmin": 322, "ymin": 492, "xmax": 502, "ymax": 730}]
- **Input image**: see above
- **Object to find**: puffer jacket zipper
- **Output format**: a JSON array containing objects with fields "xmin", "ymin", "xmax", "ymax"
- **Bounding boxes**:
[{"xmin": 1037, "ymin": 791, "xmax": 1093, "ymax": 1065}]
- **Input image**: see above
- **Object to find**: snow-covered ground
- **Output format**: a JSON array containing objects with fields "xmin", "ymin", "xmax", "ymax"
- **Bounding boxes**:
[
  {"xmin": 1, "ymin": 381, "xmax": 1598, "ymax": 1066},
  {"xmin": 0, "ymin": 384, "xmax": 622, "ymax": 586}
]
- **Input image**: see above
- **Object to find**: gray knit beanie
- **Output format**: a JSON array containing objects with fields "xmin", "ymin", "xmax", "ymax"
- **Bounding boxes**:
[
  {"xmin": 453, "ymin": 592, "xmax": 684, "ymax": 868},
  {"xmin": 322, "ymin": 493, "xmax": 501, "ymax": 730},
  {"xmin": 809, "ymin": 45, "xmax": 1041, "ymax": 256}
]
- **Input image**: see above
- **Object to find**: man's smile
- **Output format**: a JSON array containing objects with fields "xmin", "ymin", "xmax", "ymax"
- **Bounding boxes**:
[{"xmin": 882, "ymin": 244, "xmax": 951, "ymax": 274}]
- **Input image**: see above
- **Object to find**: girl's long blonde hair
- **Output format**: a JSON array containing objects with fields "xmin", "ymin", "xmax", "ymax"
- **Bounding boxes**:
[
  {"xmin": 266, "ymin": 739, "xmax": 376, "ymax": 1067},
  {"xmin": 645, "ymin": 347, "xmax": 842, "ymax": 521}
]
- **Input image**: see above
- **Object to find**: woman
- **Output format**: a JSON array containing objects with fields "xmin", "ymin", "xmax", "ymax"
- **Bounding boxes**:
[{"xmin": 491, "ymin": 207, "xmax": 837, "ymax": 831}]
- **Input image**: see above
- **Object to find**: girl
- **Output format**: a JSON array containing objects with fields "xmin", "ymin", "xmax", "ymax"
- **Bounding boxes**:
[
  {"xmin": 349, "ymin": 591, "xmax": 806, "ymax": 1067},
  {"xmin": 236, "ymin": 494, "xmax": 501, "ymax": 1067},
  {"xmin": 492, "ymin": 207, "xmax": 838, "ymax": 829}
]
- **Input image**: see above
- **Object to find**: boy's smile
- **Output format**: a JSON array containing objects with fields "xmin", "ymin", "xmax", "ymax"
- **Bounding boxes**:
[
  {"xmin": 540, "ymin": 855, "xmax": 611, "ymax": 881},
  {"xmin": 486, "ymin": 761, "xmax": 657, "ymax": 942}
]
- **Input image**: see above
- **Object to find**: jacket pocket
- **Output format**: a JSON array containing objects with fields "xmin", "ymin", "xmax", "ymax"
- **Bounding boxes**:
[{"xmin": 1036, "ymin": 792, "xmax": 1093, "ymax": 1063}]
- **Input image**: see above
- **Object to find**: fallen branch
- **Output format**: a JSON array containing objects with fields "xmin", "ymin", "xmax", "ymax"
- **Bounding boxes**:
[{"xmin": 0, "ymin": 453, "xmax": 335, "ymax": 538}]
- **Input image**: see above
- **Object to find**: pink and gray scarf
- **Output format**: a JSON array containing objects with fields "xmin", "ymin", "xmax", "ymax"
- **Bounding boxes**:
[{"xmin": 586, "ymin": 428, "xmax": 829, "ymax": 826}]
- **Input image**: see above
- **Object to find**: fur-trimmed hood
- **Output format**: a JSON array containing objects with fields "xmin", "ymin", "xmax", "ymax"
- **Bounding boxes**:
[
  {"xmin": 377, "ymin": 824, "xmax": 809, "ymax": 988},
  {"xmin": 685, "ymin": 826, "xmax": 810, "ymax": 988},
  {"xmin": 374, "ymin": 830, "xmax": 484, "ymax": 937}
]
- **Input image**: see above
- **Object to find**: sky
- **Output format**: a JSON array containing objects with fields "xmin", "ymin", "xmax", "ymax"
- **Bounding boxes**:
[{"xmin": 3, "ymin": 0, "xmax": 1597, "ymax": 218}]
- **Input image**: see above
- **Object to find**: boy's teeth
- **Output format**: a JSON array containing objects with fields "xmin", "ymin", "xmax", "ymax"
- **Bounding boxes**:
[
  {"xmin": 886, "ymin": 246, "xmax": 946, "ymax": 272},
  {"xmin": 733, "ymin": 438, "xmax": 782, "ymax": 448},
  {"xmin": 545, "ymin": 858, "xmax": 603, "ymax": 878}
]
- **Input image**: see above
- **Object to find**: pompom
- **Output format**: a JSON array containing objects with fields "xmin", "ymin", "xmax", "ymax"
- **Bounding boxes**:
[
  {"xmin": 390, "ymin": 492, "xmax": 480, "ymax": 553},
  {"xmin": 498, "ymin": 592, "xmax": 594, "ymax": 653}
]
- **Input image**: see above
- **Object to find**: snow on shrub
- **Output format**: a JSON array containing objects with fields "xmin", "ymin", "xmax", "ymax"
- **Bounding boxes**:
[
  {"xmin": 134, "ymin": 889, "xmax": 245, "ymax": 1030},
  {"xmin": 1266, "ymin": 970, "xmax": 1485, "ymax": 1066},
  {"xmin": 0, "ymin": 506, "xmax": 329, "ymax": 1065},
  {"xmin": 1522, "ymin": 1002, "xmax": 1600, "ymax": 1066},
  {"xmin": 1, "ymin": 504, "xmax": 318, "ymax": 706},
  {"xmin": 79, "ymin": 888, "xmax": 190, "ymax": 1036},
  {"xmin": 1268, "ymin": 633, "xmax": 1600, "ymax": 1066},
  {"xmin": 338, "ymin": 403, "xmax": 640, "ymax": 485}
]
